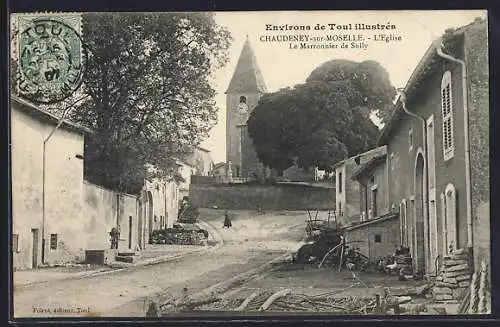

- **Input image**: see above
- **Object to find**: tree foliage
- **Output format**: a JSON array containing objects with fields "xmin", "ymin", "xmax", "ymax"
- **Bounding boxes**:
[
  {"xmin": 248, "ymin": 59, "xmax": 394, "ymax": 173},
  {"xmin": 307, "ymin": 59, "xmax": 397, "ymax": 123},
  {"xmin": 44, "ymin": 13, "xmax": 231, "ymax": 193}
]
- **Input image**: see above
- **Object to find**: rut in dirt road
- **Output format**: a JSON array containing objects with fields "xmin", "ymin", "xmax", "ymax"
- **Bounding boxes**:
[{"xmin": 13, "ymin": 211, "xmax": 308, "ymax": 318}]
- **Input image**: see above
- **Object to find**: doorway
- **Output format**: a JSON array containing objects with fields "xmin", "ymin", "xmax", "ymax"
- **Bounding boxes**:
[
  {"xmin": 138, "ymin": 200, "xmax": 143, "ymax": 249},
  {"xmin": 415, "ymin": 153, "xmax": 426, "ymax": 274},
  {"xmin": 32, "ymin": 228, "xmax": 39, "ymax": 269},
  {"xmin": 427, "ymin": 115, "xmax": 439, "ymax": 274},
  {"xmin": 128, "ymin": 216, "xmax": 133, "ymax": 249},
  {"xmin": 147, "ymin": 191, "xmax": 154, "ymax": 244}
]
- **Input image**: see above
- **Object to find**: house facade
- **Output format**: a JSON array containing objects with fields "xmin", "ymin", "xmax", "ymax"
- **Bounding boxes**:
[
  {"xmin": 350, "ymin": 152, "xmax": 391, "ymax": 222},
  {"xmin": 185, "ymin": 146, "xmax": 214, "ymax": 176},
  {"xmin": 332, "ymin": 146, "xmax": 387, "ymax": 226},
  {"xmin": 138, "ymin": 178, "xmax": 179, "ymax": 247},
  {"xmin": 342, "ymin": 147, "xmax": 399, "ymax": 262},
  {"xmin": 12, "ymin": 96, "xmax": 181, "ymax": 270},
  {"xmin": 377, "ymin": 18, "xmax": 489, "ymax": 277},
  {"xmin": 11, "ymin": 96, "xmax": 90, "ymax": 270},
  {"xmin": 177, "ymin": 161, "xmax": 195, "ymax": 199}
]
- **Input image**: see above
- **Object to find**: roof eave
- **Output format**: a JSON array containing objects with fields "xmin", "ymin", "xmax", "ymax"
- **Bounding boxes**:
[
  {"xmin": 377, "ymin": 38, "xmax": 444, "ymax": 145},
  {"xmin": 12, "ymin": 96, "xmax": 93, "ymax": 135},
  {"xmin": 350, "ymin": 155, "xmax": 387, "ymax": 181},
  {"xmin": 345, "ymin": 212, "xmax": 399, "ymax": 231}
]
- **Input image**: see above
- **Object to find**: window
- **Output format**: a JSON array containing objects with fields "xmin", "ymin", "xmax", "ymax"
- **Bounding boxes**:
[
  {"xmin": 441, "ymin": 71, "xmax": 454, "ymax": 160},
  {"xmin": 338, "ymin": 202, "xmax": 342, "ymax": 216},
  {"xmin": 154, "ymin": 215, "xmax": 158, "ymax": 222},
  {"xmin": 338, "ymin": 172, "xmax": 343, "ymax": 193},
  {"xmin": 50, "ymin": 234, "xmax": 58, "ymax": 250},
  {"xmin": 390, "ymin": 153, "xmax": 395, "ymax": 170},
  {"xmin": 13, "ymin": 234, "xmax": 19, "ymax": 253},
  {"xmin": 445, "ymin": 183, "xmax": 459, "ymax": 252},
  {"xmin": 409, "ymin": 128, "xmax": 413, "ymax": 151},
  {"xmin": 375, "ymin": 234, "xmax": 382, "ymax": 243}
]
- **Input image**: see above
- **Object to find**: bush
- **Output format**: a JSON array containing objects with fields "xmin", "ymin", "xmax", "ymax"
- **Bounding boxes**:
[{"xmin": 178, "ymin": 203, "xmax": 199, "ymax": 223}]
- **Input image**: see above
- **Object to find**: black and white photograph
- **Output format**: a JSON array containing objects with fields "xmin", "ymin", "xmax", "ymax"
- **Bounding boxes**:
[{"xmin": 8, "ymin": 9, "xmax": 490, "ymax": 318}]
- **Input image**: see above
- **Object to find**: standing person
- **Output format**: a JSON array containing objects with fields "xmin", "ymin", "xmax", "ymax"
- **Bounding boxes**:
[
  {"xmin": 110, "ymin": 227, "xmax": 119, "ymax": 249},
  {"xmin": 223, "ymin": 210, "xmax": 232, "ymax": 228}
]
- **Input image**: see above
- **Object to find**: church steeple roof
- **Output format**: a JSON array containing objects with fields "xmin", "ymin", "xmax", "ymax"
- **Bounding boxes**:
[{"xmin": 225, "ymin": 37, "xmax": 267, "ymax": 94}]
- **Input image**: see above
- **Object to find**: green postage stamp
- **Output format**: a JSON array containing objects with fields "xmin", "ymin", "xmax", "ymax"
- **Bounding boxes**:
[{"xmin": 13, "ymin": 13, "xmax": 84, "ymax": 103}]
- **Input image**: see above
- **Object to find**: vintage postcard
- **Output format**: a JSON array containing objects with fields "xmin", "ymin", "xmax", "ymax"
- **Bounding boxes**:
[{"xmin": 9, "ymin": 10, "xmax": 490, "ymax": 319}]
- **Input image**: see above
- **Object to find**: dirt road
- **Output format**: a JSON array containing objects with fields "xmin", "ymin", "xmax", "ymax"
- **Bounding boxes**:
[{"xmin": 13, "ymin": 210, "xmax": 308, "ymax": 318}]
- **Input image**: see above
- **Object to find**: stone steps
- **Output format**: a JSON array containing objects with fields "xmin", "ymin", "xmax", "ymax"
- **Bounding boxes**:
[
  {"xmin": 432, "ymin": 250, "xmax": 471, "ymax": 302},
  {"xmin": 115, "ymin": 255, "xmax": 134, "ymax": 263}
]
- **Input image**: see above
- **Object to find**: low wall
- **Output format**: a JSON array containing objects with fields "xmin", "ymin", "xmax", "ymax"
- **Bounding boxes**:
[
  {"xmin": 82, "ymin": 182, "xmax": 137, "ymax": 252},
  {"xmin": 189, "ymin": 183, "xmax": 335, "ymax": 210}
]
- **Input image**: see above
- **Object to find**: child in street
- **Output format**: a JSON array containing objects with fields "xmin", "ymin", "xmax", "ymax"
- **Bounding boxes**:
[{"xmin": 223, "ymin": 210, "xmax": 232, "ymax": 228}]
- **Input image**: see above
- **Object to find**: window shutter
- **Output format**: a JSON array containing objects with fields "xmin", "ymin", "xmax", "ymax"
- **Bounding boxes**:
[{"xmin": 441, "ymin": 72, "xmax": 454, "ymax": 160}]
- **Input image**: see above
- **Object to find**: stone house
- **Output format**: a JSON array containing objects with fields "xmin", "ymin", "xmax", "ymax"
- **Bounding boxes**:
[
  {"xmin": 139, "ymin": 177, "xmax": 179, "ymax": 247},
  {"xmin": 11, "ymin": 96, "xmax": 91, "ymax": 270},
  {"xmin": 177, "ymin": 160, "xmax": 195, "ymax": 200},
  {"xmin": 185, "ymin": 146, "xmax": 214, "ymax": 176},
  {"xmin": 377, "ymin": 18, "xmax": 489, "ymax": 280},
  {"xmin": 332, "ymin": 146, "xmax": 387, "ymax": 226},
  {"xmin": 350, "ymin": 151, "xmax": 391, "ymax": 222},
  {"xmin": 11, "ymin": 96, "xmax": 181, "ymax": 269},
  {"xmin": 343, "ymin": 147, "xmax": 399, "ymax": 262}
]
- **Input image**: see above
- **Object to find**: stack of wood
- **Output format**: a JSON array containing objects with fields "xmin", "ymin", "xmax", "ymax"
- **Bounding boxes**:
[
  {"xmin": 458, "ymin": 259, "xmax": 490, "ymax": 314},
  {"xmin": 433, "ymin": 248, "xmax": 470, "ymax": 301},
  {"xmin": 237, "ymin": 290, "xmax": 379, "ymax": 314},
  {"xmin": 395, "ymin": 254, "xmax": 413, "ymax": 276}
]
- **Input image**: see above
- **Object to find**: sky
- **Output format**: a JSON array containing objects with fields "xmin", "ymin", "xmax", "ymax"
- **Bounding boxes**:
[{"xmin": 200, "ymin": 10, "xmax": 487, "ymax": 163}]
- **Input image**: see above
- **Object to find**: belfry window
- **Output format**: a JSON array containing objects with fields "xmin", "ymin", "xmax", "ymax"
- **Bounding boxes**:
[{"xmin": 239, "ymin": 96, "xmax": 247, "ymax": 104}]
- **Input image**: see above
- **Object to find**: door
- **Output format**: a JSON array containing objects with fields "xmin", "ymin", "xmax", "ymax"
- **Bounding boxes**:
[
  {"xmin": 426, "ymin": 115, "xmax": 439, "ymax": 274},
  {"xmin": 138, "ymin": 200, "xmax": 143, "ymax": 249},
  {"xmin": 428, "ymin": 193, "xmax": 438, "ymax": 273},
  {"xmin": 128, "ymin": 216, "xmax": 133, "ymax": 249},
  {"xmin": 147, "ymin": 191, "xmax": 153, "ymax": 244},
  {"xmin": 415, "ymin": 154, "xmax": 426, "ymax": 274},
  {"xmin": 32, "ymin": 228, "xmax": 39, "ymax": 268}
]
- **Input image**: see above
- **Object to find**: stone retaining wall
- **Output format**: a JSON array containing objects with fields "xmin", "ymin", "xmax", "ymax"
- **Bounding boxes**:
[{"xmin": 432, "ymin": 248, "xmax": 471, "ymax": 301}]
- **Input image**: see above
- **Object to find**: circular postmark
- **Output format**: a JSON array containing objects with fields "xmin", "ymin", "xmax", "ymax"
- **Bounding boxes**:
[{"xmin": 16, "ymin": 18, "xmax": 85, "ymax": 104}]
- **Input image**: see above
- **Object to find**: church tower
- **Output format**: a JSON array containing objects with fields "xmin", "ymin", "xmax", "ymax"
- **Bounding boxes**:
[{"xmin": 225, "ymin": 37, "xmax": 267, "ymax": 177}]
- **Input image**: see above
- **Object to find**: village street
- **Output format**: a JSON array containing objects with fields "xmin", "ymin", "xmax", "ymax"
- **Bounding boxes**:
[{"xmin": 13, "ymin": 210, "xmax": 307, "ymax": 318}]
